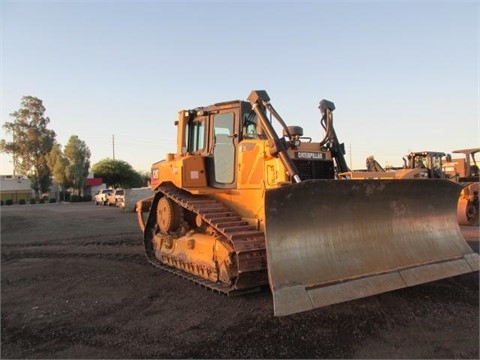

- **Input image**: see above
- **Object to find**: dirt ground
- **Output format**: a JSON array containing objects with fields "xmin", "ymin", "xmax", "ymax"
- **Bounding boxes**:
[{"xmin": 1, "ymin": 202, "xmax": 479, "ymax": 359}]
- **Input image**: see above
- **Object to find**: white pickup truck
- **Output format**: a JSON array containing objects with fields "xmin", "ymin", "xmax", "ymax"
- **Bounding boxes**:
[
  {"xmin": 107, "ymin": 189, "xmax": 125, "ymax": 208},
  {"xmin": 94, "ymin": 189, "xmax": 113, "ymax": 206}
]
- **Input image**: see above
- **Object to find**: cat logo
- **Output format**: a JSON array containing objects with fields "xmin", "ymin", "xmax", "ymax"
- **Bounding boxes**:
[
  {"xmin": 151, "ymin": 168, "xmax": 159, "ymax": 180},
  {"xmin": 295, "ymin": 152, "xmax": 325, "ymax": 160}
]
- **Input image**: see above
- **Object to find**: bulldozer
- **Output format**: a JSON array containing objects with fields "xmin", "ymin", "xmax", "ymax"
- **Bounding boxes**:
[
  {"xmin": 344, "ymin": 150, "xmax": 479, "ymax": 226},
  {"xmin": 136, "ymin": 90, "xmax": 479, "ymax": 316}
]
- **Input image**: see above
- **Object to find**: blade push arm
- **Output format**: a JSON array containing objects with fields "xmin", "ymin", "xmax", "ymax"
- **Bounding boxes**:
[{"xmin": 248, "ymin": 90, "xmax": 301, "ymax": 183}]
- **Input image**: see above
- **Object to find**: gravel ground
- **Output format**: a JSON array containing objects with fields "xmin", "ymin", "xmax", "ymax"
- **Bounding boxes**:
[{"xmin": 1, "ymin": 202, "xmax": 478, "ymax": 359}]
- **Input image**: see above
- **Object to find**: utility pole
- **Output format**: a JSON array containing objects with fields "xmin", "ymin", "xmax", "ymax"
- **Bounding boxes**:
[
  {"xmin": 12, "ymin": 130, "xmax": 16, "ymax": 176},
  {"xmin": 112, "ymin": 134, "xmax": 115, "ymax": 160}
]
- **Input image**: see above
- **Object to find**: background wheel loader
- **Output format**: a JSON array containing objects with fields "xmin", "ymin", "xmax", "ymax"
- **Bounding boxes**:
[
  {"xmin": 136, "ymin": 90, "xmax": 479, "ymax": 316},
  {"xmin": 342, "ymin": 150, "xmax": 479, "ymax": 226},
  {"xmin": 443, "ymin": 149, "xmax": 479, "ymax": 225}
]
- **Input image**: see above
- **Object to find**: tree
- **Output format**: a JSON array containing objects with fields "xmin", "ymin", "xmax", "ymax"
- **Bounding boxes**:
[
  {"xmin": 1, "ymin": 96, "xmax": 56, "ymax": 197},
  {"xmin": 91, "ymin": 159, "xmax": 144, "ymax": 188},
  {"xmin": 139, "ymin": 170, "xmax": 151, "ymax": 187},
  {"xmin": 47, "ymin": 143, "xmax": 71, "ymax": 197},
  {"xmin": 64, "ymin": 135, "xmax": 91, "ymax": 195}
]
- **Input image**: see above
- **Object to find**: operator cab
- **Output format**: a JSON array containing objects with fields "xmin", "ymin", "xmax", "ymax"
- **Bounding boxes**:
[
  {"xmin": 184, "ymin": 100, "xmax": 254, "ymax": 189},
  {"xmin": 408, "ymin": 151, "xmax": 446, "ymax": 178}
]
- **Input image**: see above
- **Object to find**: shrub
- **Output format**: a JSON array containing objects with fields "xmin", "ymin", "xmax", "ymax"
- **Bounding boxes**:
[
  {"xmin": 30, "ymin": 199, "xmax": 36, "ymax": 204},
  {"xmin": 70, "ymin": 195, "xmax": 82, "ymax": 202},
  {"xmin": 39, "ymin": 198, "xmax": 45, "ymax": 204},
  {"xmin": 49, "ymin": 198, "xmax": 56, "ymax": 203},
  {"xmin": 83, "ymin": 195, "xmax": 92, "ymax": 202},
  {"xmin": 5, "ymin": 199, "xmax": 13, "ymax": 205},
  {"xmin": 19, "ymin": 199, "xmax": 26, "ymax": 205},
  {"xmin": 1, "ymin": 200, "xmax": 3, "ymax": 206}
]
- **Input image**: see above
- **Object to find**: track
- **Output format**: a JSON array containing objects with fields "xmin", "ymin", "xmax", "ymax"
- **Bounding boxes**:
[{"xmin": 143, "ymin": 184, "xmax": 268, "ymax": 295}]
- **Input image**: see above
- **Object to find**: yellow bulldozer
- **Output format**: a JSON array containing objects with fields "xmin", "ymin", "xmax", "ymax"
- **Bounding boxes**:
[
  {"xmin": 343, "ymin": 150, "xmax": 479, "ymax": 226},
  {"xmin": 136, "ymin": 90, "xmax": 479, "ymax": 316}
]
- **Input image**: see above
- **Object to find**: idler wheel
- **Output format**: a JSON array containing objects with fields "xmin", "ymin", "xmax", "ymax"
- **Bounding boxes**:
[{"xmin": 156, "ymin": 197, "xmax": 182, "ymax": 233}]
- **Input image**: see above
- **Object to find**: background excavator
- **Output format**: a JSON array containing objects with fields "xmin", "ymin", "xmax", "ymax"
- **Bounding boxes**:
[
  {"xmin": 136, "ymin": 90, "xmax": 479, "ymax": 316},
  {"xmin": 344, "ymin": 150, "xmax": 479, "ymax": 226}
]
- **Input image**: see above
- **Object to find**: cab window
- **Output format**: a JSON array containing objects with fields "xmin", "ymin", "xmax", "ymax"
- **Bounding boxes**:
[
  {"xmin": 214, "ymin": 113, "xmax": 234, "ymax": 136},
  {"xmin": 186, "ymin": 119, "xmax": 205, "ymax": 153},
  {"xmin": 242, "ymin": 112, "xmax": 258, "ymax": 139},
  {"xmin": 213, "ymin": 113, "xmax": 235, "ymax": 184}
]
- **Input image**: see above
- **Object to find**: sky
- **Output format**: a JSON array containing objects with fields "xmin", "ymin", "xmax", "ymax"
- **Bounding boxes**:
[{"xmin": 1, "ymin": 0, "xmax": 478, "ymax": 175}]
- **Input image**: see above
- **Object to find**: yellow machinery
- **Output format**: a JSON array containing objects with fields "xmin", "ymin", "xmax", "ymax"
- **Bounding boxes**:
[
  {"xmin": 342, "ymin": 150, "xmax": 479, "ymax": 226},
  {"xmin": 444, "ymin": 149, "xmax": 479, "ymax": 226},
  {"xmin": 137, "ymin": 90, "xmax": 479, "ymax": 316}
]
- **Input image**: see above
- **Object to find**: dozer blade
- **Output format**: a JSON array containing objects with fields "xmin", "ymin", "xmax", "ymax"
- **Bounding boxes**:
[{"xmin": 265, "ymin": 179, "xmax": 479, "ymax": 316}]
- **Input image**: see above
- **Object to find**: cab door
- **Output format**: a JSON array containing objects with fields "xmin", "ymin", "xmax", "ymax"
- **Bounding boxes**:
[{"xmin": 211, "ymin": 112, "xmax": 236, "ymax": 188}]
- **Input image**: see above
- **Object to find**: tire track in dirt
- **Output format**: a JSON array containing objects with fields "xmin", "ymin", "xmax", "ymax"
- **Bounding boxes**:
[{"xmin": 1, "ymin": 232, "xmax": 146, "ymax": 266}]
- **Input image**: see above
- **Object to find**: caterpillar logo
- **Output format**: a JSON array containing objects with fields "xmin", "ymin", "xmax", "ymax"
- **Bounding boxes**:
[
  {"xmin": 295, "ymin": 152, "xmax": 325, "ymax": 160},
  {"xmin": 151, "ymin": 168, "xmax": 159, "ymax": 180}
]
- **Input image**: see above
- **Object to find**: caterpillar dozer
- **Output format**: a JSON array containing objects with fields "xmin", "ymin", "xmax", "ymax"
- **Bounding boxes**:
[{"xmin": 136, "ymin": 90, "xmax": 479, "ymax": 316}]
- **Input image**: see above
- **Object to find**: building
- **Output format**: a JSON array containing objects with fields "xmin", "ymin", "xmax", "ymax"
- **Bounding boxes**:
[
  {"xmin": 85, "ymin": 176, "xmax": 105, "ymax": 197},
  {"xmin": 0, "ymin": 175, "xmax": 34, "ymax": 203},
  {"xmin": 0, "ymin": 173, "xmax": 105, "ymax": 203}
]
